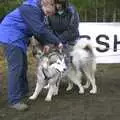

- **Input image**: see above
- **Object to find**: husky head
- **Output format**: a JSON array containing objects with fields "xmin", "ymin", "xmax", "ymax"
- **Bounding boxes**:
[
  {"xmin": 48, "ymin": 52, "xmax": 67, "ymax": 72},
  {"xmin": 50, "ymin": 57, "xmax": 67, "ymax": 72}
]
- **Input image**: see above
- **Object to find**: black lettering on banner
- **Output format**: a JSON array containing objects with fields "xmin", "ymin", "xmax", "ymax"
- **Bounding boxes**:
[
  {"xmin": 96, "ymin": 34, "xmax": 109, "ymax": 52},
  {"xmin": 114, "ymin": 34, "xmax": 120, "ymax": 52}
]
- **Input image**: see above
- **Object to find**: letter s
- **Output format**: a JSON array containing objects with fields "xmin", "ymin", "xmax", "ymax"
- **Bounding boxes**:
[{"xmin": 96, "ymin": 34, "xmax": 109, "ymax": 52}]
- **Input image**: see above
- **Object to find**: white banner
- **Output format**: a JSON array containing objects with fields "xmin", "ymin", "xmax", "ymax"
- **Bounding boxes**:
[{"xmin": 79, "ymin": 22, "xmax": 120, "ymax": 63}]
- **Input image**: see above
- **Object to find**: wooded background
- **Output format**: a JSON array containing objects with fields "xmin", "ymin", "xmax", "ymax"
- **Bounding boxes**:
[{"xmin": 0, "ymin": 0, "xmax": 120, "ymax": 22}]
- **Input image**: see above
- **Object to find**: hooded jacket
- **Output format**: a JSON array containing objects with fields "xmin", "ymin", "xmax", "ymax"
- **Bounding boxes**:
[{"xmin": 0, "ymin": 0, "xmax": 60, "ymax": 53}]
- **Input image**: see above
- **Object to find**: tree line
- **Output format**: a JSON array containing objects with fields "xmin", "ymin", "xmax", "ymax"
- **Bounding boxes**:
[
  {"xmin": 71, "ymin": 0, "xmax": 120, "ymax": 22},
  {"xmin": 0, "ymin": 0, "xmax": 120, "ymax": 22}
]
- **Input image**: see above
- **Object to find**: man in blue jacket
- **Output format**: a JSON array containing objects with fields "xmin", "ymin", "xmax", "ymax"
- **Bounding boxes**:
[{"xmin": 0, "ymin": 0, "xmax": 63, "ymax": 111}]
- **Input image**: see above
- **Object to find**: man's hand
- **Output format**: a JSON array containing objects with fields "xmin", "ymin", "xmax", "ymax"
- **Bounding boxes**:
[
  {"xmin": 43, "ymin": 45, "xmax": 50, "ymax": 54},
  {"xmin": 43, "ymin": 43, "xmax": 63, "ymax": 54}
]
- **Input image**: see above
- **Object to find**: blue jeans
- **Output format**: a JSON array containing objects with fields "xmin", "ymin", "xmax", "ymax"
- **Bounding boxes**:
[{"xmin": 4, "ymin": 45, "xmax": 28, "ymax": 104}]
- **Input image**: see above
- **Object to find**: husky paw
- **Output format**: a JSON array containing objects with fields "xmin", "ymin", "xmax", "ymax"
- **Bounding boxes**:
[
  {"xmin": 29, "ymin": 96, "xmax": 36, "ymax": 100},
  {"xmin": 90, "ymin": 89, "xmax": 97, "ymax": 94},
  {"xmin": 66, "ymin": 83, "xmax": 73, "ymax": 91},
  {"xmin": 79, "ymin": 88, "xmax": 84, "ymax": 94},
  {"xmin": 66, "ymin": 87, "xmax": 72, "ymax": 91},
  {"xmin": 83, "ymin": 85, "xmax": 89, "ymax": 89},
  {"xmin": 45, "ymin": 97, "xmax": 52, "ymax": 102},
  {"xmin": 66, "ymin": 85, "xmax": 73, "ymax": 91}
]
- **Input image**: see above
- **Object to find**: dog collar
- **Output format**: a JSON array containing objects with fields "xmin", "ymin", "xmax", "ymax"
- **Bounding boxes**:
[{"xmin": 42, "ymin": 68, "xmax": 51, "ymax": 80}]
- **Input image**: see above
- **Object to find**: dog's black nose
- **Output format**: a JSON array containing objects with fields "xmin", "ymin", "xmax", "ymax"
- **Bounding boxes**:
[{"xmin": 63, "ymin": 68, "xmax": 67, "ymax": 71}]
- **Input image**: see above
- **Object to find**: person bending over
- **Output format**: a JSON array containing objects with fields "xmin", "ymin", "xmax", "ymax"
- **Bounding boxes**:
[{"xmin": 0, "ymin": 0, "xmax": 63, "ymax": 111}]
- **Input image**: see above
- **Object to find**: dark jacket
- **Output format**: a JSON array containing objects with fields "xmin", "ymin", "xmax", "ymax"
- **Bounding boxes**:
[{"xmin": 47, "ymin": 4, "xmax": 80, "ymax": 45}]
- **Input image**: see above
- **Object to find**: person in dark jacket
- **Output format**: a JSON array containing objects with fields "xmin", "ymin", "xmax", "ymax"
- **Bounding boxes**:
[
  {"xmin": 48, "ymin": 0, "xmax": 80, "ymax": 44},
  {"xmin": 47, "ymin": 0, "xmax": 80, "ymax": 65},
  {"xmin": 0, "ymin": 0, "xmax": 63, "ymax": 111}
]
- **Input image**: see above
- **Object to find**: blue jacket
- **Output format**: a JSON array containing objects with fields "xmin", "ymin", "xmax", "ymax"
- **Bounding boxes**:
[{"xmin": 0, "ymin": 0, "xmax": 60, "ymax": 53}]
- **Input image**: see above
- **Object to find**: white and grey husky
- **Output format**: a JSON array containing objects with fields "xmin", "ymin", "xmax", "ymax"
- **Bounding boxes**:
[
  {"xmin": 29, "ymin": 37, "xmax": 97, "ymax": 102},
  {"xmin": 29, "ymin": 50, "xmax": 67, "ymax": 101},
  {"xmin": 66, "ymin": 38, "xmax": 97, "ymax": 94}
]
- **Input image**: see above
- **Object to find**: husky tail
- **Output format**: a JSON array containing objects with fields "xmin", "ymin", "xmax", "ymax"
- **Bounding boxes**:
[{"xmin": 74, "ymin": 38, "xmax": 95, "ymax": 56}]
